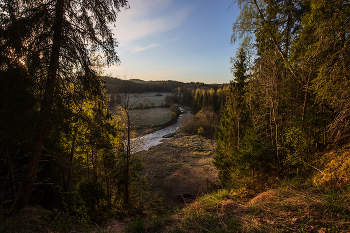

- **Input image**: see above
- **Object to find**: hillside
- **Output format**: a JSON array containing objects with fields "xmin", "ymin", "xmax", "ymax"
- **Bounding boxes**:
[
  {"xmin": 125, "ymin": 181, "xmax": 350, "ymax": 232},
  {"xmin": 2, "ymin": 133, "xmax": 349, "ymax": 232}
]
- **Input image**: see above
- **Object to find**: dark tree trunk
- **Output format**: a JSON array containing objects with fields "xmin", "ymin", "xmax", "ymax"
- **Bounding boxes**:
[
  {"xmin": 67, "ymin": 126, "xmax": 78, "ymax": 209},
  {"xmin": 11, "ymin": 0, "xmax": 65, "ymax": 213},
  {"xmin": 3, "ymin": 144, "xmax": 17, "ymax": 198}
]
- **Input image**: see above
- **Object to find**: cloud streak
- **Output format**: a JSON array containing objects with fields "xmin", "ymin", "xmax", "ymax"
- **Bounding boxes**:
[
  {"xmin": 113, "ymin": 0, "xmax": 196, "ymax": 42},
  {"xmin": 132, "ymin": 43, "xmax": 160, "ymax": 52}
]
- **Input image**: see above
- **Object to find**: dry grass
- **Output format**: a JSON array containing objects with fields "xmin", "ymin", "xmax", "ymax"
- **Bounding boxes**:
[
  {"xmin": 139, "ymin": 133, "xmax": 218, "ymax": 208},
  {"xmin": 242, "ymin": 184, "xmax": 350, "ymax": 232},
  {"xmin": 125, "ymin": 180, "xmax": 350, "ymax": 232},
  {"xmin": 313, "ymin": 147, "xmax": 350, "ymax": 188}
]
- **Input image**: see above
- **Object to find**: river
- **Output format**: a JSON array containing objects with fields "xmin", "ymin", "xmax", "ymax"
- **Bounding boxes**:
[{"xmin": 130, "ymin": 106, "xmax": 192, "ymax": 153}]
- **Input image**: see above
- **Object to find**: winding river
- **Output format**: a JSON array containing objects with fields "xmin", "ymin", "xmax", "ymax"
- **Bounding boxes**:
[{"xmin": 131, "ymin": 106, "xmax": 192, "ymax": 153}]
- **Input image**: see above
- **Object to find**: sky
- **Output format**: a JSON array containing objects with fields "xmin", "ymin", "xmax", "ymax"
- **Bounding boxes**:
[{"xmin": 104, "ymin": 0, "xmax": 241, "ymax": 84}]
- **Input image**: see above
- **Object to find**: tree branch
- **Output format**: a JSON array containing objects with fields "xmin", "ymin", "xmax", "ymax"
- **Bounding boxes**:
[{"xmin": 251, "ymin": 0, "xmax": 302, "ymax": 85}]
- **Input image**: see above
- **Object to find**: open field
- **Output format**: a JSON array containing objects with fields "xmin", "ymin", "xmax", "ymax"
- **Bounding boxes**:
[
  {"xmin": 120, "ymin": 92, "xmax": 172, "ymax": 108},
  {"xmin": 129, "ymin": 107, "xmax": 172, "ymax": 128}
]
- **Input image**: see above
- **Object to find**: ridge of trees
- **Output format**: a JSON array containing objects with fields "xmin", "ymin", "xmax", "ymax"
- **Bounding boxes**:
[{"xmin": 103, "ymin": 76, "xmax": 222, "ymax": 94}]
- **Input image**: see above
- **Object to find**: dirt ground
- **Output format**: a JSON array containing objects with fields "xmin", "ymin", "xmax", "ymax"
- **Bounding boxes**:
[{"xmin": 139, "ymin": 133, "xmax": 219, "ymax": 208}]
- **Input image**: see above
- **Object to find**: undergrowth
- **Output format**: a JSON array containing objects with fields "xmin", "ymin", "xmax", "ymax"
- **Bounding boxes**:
[{"xmin": 125, "ymin": 180, "xmax": 350, "ymax": 233}]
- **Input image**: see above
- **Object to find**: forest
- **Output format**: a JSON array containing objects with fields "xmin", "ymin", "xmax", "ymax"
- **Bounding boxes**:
[{"xmin": 1, "ymin": 0, "xmax": 350, "ymax": 232}]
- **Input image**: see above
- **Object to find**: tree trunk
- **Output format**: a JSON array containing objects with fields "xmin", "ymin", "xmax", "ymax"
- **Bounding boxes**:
[
  {"xmin": 124, "ymin": 115, "xmax": 130, "ymax": 207},
  {"xmin": 123, "ymin": 82, "xmax": 131, "ymax": 208},
  {"xmin": 11, "ymin": 0, "xmax": 65, "ymax": 213},
  {"xmin": 302, "ymin": 70, "xmax": 311, "ymax": 122},
  {"xmin": 3, "ymin": 144, "xmax": 17, "ymax": 198},
  {"xmin": 67, "ymin": 126, "xmax": 78, "ymax": 209}
]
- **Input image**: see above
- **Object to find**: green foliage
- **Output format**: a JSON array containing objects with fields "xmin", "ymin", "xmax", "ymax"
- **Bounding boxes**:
[
  {"xmin": 215, "ymin": 0, "xmax": 349, "ymax": 190},
  {"xmin": 283, "ymin": 127, "xmax": 313, "ymax": 170},
  {"xmin": 296, "ymin": 0, "xmax": 350, "ymax": 143},
  {"xmin": 214, "ymin": 47, "xmax": 251, "ymax": 188},
  {"xmin": 125, "ymin": 217, "xmax": 146, "ymax": 233},
  {"xmin": 78, "ymin": 181, "xmax": 106, "ymax": 209},
  {"xmin": 239, "ymin": 128, "xmax": 275, "ymax": 173},
  {"xmin": 313, "ymin": 149, "xmax": 350, "ymax": 188},
  {"xmin": 170, "ymin": 104, "xmax": 181, "ymax": 120}
]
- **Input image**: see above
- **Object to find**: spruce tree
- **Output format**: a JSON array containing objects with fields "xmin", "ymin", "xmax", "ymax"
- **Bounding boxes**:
[
  {"xmin": 1, "ymin": 0, "xmax": 129, "ymax": 212},
  {"xmin": 213, "ymin": 47, "xmax": 250, "ymax": 187}
]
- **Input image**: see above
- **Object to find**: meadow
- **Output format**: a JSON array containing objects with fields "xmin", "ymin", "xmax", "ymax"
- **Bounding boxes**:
[
  {"xmin": 129, "ymin": 107, "xmax": 173, "ymax": 128},
  {"xmin": 120, "ymin": 92, "xmax": 172, "ymax": 108}
]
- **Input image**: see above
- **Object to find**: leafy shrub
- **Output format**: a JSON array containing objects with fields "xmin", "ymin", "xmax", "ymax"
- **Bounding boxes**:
[
  {"xmin": 170, "ymin": 104, "xmax": 181, "ymax": 115},
  {"xmin": 283, "ymin": 126, "xmax": 316, "ymax": 176},
  {"xmin": 180, "ymin": 110, "xmax": 218, "ymax": 137}
]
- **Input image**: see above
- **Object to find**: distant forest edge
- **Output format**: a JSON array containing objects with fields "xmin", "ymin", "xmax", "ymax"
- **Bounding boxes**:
[{"xmin": 103, "ymin": 76, "xmax": 224, "ymax": 94}]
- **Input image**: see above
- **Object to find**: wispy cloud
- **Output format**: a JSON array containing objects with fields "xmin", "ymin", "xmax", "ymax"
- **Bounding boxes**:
[
  {"xmin": 113, "ymin": 0, "xmax": 196, "ymax": 43},
  {"xmin": 132, "ymin": 43, "xmax": 160, "ymax": 52}
]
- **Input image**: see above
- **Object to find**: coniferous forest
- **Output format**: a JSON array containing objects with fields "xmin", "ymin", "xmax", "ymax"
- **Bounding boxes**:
[
  {"xmin": 214, "ymin": 0, "xmax": 350, "ymax": 188},
  {"xmin": 1, "ymin": 0, "xmax": 350, "ymax": 232}
]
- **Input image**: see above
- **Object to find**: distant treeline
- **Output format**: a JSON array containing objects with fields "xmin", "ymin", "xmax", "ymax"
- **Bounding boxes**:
[{"xmin": 103, "ymin": 76, "xmax": 222, "ymax": 94}]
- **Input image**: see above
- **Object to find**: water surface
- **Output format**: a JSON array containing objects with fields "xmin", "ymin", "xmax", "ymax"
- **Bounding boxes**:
[{"xmin": 131, "ymin": 106, "xmax": 192, "ymax": 153}]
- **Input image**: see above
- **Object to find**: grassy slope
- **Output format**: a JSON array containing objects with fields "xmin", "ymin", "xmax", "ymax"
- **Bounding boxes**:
[
  {"xmin": 139, "ymin": 133, "xmax": 218, "ymax": 208},
  {"xmin": 126, "ymin": 182, "xmax": 350, "ymax": 233}
]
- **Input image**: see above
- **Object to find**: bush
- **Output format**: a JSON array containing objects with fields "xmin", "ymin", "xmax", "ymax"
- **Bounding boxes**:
[
  {"xmin": 283, "ymin": 126, "xmax": 315, "ymax": 176},
  {"xmin": 180, "ymin": 110, "xmax": 218, "ymax": 137},
  {"xmin": 170, "ymin": 104, "xmax": 181, "ymax": 116}
]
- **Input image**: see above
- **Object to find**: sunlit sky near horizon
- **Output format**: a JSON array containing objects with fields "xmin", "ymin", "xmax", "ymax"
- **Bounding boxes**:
[{"xmin": 104, "ymin": 0, "xmax": 240, "ymax": 84}]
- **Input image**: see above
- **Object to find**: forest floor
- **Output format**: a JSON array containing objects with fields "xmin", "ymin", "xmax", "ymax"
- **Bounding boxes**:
[{"xmin": 123, "ymin": 181, "xmax": 350, "ymax": 233}]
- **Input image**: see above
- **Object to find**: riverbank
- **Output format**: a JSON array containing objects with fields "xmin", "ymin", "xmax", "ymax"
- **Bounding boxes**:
[
  {"xmin": 133, "ymin": 104, "xmax": 183, "ymax": 136},
  {"xmin": 130, "ymin": 105, "xmax": 189, "ymax": 153}
]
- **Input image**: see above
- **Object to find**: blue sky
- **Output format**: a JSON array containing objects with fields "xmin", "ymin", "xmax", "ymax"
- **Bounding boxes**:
[{"xmin": 104, "ymin": 0, "xmax": 240, "ymax": 84}]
